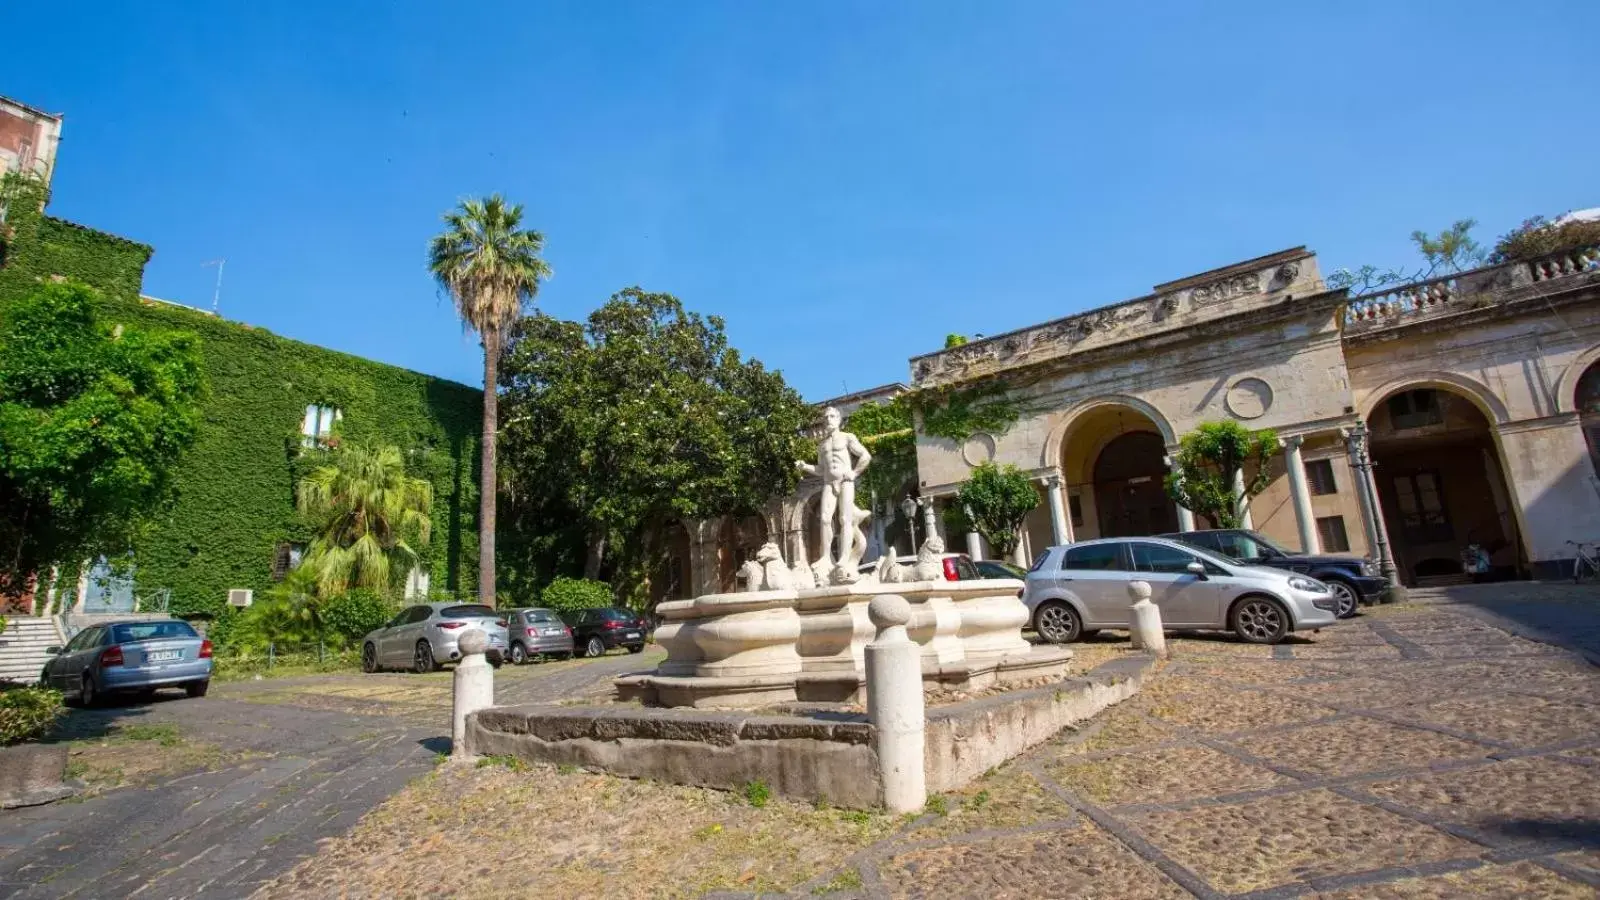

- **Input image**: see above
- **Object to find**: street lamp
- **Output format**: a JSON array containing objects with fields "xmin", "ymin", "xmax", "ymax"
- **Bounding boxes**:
[{"xmin": 900, "ymin": 496, "xmax": 920, "ymax": 555}]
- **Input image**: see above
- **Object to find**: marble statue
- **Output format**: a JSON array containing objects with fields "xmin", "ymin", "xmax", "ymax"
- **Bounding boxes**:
[
  {"xmin": 913, "ymin": 533, "xmax": 946, "ymax": 581},
  {"xmin": 789, "ymin": 557, "xmax": 817, "ymax": 589},
  {"xmin": 796, "ymin": 406, "xmax": 873, "ymax": 579},
  {"xmin": 757, "ymin": 542, "xmax": 791, "ymax": 591},
  {"xmin": 738, "ymin": 557, "xmax": 764, "ymax": 593}
]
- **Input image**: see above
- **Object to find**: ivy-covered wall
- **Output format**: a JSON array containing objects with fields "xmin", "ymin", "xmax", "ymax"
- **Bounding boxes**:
[{"xmin": 0, "ymin": 175, "xmax": 481, "ymax": 617}]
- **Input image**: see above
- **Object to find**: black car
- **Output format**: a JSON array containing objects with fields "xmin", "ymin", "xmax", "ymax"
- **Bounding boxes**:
[
  {"xmin": 565, "ymin": 607, "xmax": 648, "ymax": 658},
  {"xmin": 973, "ymin": 559, "xmax": 1027, "ymax": 580},
  {"xmin": 1159, "ymin": 528, "xmax": 1385, "ymax": 619}
]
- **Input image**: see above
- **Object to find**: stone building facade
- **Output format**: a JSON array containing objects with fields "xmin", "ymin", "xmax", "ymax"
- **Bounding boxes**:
[
  {"xmin": 0, "ymin": 94, "xmax": 62, "ymax": 185},
  {"xmin": 906, "ymin": 244, "xmax": 1600, "ymax": 585},
  {"xmin": 653, "ymin": 242, "xmax": 1600, "ymax": 602}
]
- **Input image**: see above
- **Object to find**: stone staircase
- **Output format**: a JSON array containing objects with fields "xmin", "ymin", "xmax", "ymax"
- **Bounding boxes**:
[{"xmin": 0, "ymin": 616, "xmax": 64, "ymax": 685}]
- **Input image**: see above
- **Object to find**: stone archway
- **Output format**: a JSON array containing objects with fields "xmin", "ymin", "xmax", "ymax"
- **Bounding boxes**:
[
  {"xmin": 1057, "ymin": 402, "xmax": 1179, "ymax": 540},
  {"xmin": 716, "ymin": 514, "xmax": 768, "ymax": 592},
  {"xmin": 1576, "ymin": 360, "xmax": 1600, "ymax": 476},
  {"xmin": 650, "ymin": 522, "xmax": 693, "ymax": 606},
  {"xmin": 1366, "ymin": 385, "xmax": 1523, "ymax": 585}
]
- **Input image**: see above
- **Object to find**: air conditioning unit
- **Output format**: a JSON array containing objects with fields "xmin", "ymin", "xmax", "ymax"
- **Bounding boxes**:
[{"xmin": 228, "ymin": 589, "xmax": 253, "ymax": 608}]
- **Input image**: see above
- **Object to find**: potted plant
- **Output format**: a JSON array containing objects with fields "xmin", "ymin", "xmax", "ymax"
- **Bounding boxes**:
[{"xmin": 0, "ymin": 620, "xmax": 74, "ymax": 808}]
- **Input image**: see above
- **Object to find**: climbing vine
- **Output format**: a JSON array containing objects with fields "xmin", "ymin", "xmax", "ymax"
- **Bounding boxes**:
[
  {"xmin": 0, "ymin": 173, "xmax": 481, "ymax": 619},
  {"xmin": 909, "ymin": 382, "xmax": 1025, "ymax": 442},
  {"xmin": 845, "ymin": 397, "xmax": 916, "ymax": 507}
]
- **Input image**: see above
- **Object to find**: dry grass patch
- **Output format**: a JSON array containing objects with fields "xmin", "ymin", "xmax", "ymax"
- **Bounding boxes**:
[
  {"xmin": 256, "ymin": 761, "xmax": 903, "ymax": 899},
  {"xmin": 906, "ymin": 762, "xmax": 1073, "ymax": 840},
  {"xmin": 60, "ymin": 722, "xmax": 252, "ymax": 796}
]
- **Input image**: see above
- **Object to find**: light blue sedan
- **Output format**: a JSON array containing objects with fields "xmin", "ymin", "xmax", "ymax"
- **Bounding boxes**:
[{"xmin": 42, "ymin": 619, "xmax": 213, "ymax": 705}]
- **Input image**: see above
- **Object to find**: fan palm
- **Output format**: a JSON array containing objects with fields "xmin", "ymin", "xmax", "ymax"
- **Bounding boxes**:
[
  {"xmin": 428, "ymin": 196, "xmax": 550, "ymax": 605},
  {"xmin": 297, "ymin": 441, "xmax": 433, "ymax": 595}
]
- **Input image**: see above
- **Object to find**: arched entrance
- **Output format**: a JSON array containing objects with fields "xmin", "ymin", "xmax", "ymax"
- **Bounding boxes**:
[
  {"xmin": 1057, "ymin": 402, "xmax": 1179, "ymax": 540},
  {"xmin": 650, "ymin": 522, "xmax": 693, "ymax": 606},
  {"xmin": 1577, "ymin": 361, "xmax": 1600, "ymax": 475},
  {"xmin": 1093, "ymin": 432, "xmax": 1180, "ymax": 537},
  {"xmin": 1366, "ymin": 386, "xmax": 1522, "ymax": 585}
]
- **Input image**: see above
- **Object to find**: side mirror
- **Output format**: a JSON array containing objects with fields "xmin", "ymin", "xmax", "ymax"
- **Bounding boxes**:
[
  {"xmin": 1185, "ymin": 561, "xmax": 1207, "ymax": 579},
  {"xmin": 44, "ymin": 646, "xmax": 62, "ymax": 655}
]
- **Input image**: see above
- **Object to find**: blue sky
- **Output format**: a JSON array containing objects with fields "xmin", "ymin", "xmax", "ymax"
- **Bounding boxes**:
[{"xmin": 5, "ymin": 2, "xmax": 1596, "ymax": 400}]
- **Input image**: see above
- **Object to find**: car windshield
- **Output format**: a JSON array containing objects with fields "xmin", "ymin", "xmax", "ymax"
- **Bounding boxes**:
[
  {"xmin": 1241, "ymin": 531, "xmax": 1293, "ymax": 557},
  {"xmin": 112, "ymin": 621, "xmax": 197, "ymax": 643},
  {"xmin": 601, "ymin": 609, "xmax": 636, "ymax": 622},
  {"xmin": 524, "ymin": 610, "xmax": 559, "ymax": 623},
  {"xmin": 441, "ymin": 604, "xmax": 498, "ymax": 619},
  {"xmin": 1176, "ymin": 543, "xmax": 1240, "ymax": 571}
]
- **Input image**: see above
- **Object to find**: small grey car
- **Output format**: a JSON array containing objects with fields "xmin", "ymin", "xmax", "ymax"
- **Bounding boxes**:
[
  {"xmin": 506, "ymin": 607, "xmax": 575, "ymax": 664},
  {"xmin": 361, "ymin": 602, "xmax": 508, "ymax": 674},
  {"xmin": 1023, "ymin": 537, "xmax": 1340, "ymax": 645}
]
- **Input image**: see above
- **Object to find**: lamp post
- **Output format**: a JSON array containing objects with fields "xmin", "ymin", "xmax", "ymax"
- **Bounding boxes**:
[
  {"xmin": 900, "ymin": 496, "xmax": 920, "ymax": 555},
  {"xmin": 1343, "ymin": 422, "xmax": 1406, "ymax": 603}
]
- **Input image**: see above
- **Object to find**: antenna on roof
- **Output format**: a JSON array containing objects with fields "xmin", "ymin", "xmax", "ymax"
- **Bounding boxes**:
[{"xmin": 201, "ymin": 258, "xmax": 225, "ymax": 314}]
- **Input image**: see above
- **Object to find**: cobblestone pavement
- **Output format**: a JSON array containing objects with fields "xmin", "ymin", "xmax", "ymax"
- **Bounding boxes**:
[
  {"xmin": 0, "ymin": 649, "xmax": 658, "ymax": 899},
  {"xmin": 1409, "ymin": 582, "xmax": 1600, "ymax": 664},
  {"xmin": 778, "ymin": 595, "xmax": 1600, "ymax": 899}
]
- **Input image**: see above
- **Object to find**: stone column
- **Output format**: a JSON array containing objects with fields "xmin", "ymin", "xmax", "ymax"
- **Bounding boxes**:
[
  {"xmin": 1165, "ymin": 454, "xmax": 1197, "ymax": 532},
  {"xmin": 965, "ymin": 529, "xmax": 983, "ymax": 561},
  {"xmin": 1045, "ymin": 474, "xmax": 1073, "ymax": 545},
  {"xmin": 1284, "ymin": 436, "xmax": 1321, "ymax": 554},
  {"xmin": 1232, "ymin": 468, "xmax": 1255, "ymax": 529},
  {"xmin": 452, "ymin": 629, "xmax": 494, "ymax": 757},
  {"xmin": 865, "ymin": 595, "xmax": 926, "ymax": 813}
]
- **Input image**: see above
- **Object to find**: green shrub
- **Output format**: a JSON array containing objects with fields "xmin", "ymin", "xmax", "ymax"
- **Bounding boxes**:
[
  {"xmin": 539, "ymin": 577, "xmax": 613, "ymax": 616},
  {"xmin": 743, "ymin": 779, "xmax": 771, "ymax": 808},
  {"xmin": 319, "ymin": 589, "xmax": 394, "ymax": 646},
  {"xmin": 0, "ymin": 685, "xmax": 63, "ymax": 746}
]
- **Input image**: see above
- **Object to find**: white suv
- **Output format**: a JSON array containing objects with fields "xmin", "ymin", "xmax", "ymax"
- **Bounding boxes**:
[{"xmin": 1023, "ymin": 537, "xmax": 1339, "ymax": 645}]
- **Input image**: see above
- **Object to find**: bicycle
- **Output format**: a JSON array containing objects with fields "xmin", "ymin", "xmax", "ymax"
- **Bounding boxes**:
[{"xmin": 1567, "ymin": 540, "xmax": 1600, "ymax": 583}]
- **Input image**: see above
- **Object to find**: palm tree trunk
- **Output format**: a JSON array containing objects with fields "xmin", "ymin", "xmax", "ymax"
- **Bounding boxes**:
[{"xmin": 479, "ymin": 327, "xmax": 499, "ymax": 607}]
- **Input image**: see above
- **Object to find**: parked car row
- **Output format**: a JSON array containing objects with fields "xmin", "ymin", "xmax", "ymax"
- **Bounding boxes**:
[{"xmin": 358, "ymin": 602, "xmax": 649, "ymax": 674}]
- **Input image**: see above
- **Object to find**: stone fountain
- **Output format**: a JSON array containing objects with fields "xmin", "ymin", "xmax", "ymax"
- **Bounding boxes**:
[{"xmin": 617, "ymin": 406, "xmax": 1072, "ymax": 708}]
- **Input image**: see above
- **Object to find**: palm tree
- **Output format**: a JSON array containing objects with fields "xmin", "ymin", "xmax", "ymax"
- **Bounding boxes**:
[
  {"xmin": 428, "ymin": 196, "xmax": 550, "ymax": 606},
  {"xmin": 297, "ymin": 441, "xmax": 433, "ymax": 595}
]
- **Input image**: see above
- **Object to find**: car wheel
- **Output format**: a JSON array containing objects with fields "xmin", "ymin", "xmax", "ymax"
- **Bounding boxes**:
[
  {"xmin": 361, "ymin": 642, "xmax": 379, "ymax": 673},
  {"xmin": 1327, "ymin": 580, "xmax": 1360, "ymax": 619},
  {"xmin": 185, "ymin": 680, "xmax": 209, "ymax": 698},
  {"xmin": 586, "ymin": 637, "xmax": 606, "ymax": 658},
  {"xmin": 80, "ymin": 673, "xmax": 100, "ymax": 708},
  {"xmin": 510, "ymin": 642, "xmax": 528, "ymax": 665},
  {"xmin": 414, "ymin": 640, "xmax": 437, "ymax": 674},
  {"xmin": 1033, "ymin": 602, "xmax": 1082, "ymax": 644},
  {"xmin": 1232, "ymin": 597, "xmax": 1290, "ymax": 644},
  {"xmin": 628, "ymin": 644, "xmax": 645, "ymax": 654}
]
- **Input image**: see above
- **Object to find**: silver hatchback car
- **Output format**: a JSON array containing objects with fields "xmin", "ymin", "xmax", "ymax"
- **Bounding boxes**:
[
  {"xmin": 361, "ymin": 602, "xmax": 509, "ymax": 673},
  {"xmin": 1023, "ymin": 537, "xmax": 1340, "ymax": 645}
]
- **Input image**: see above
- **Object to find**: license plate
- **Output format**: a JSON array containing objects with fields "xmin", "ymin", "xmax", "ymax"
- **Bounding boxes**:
[
  {"xmin": 148, "ymin": 650, "xmax": 182, "ymax": 662},
  {"xmin": 542, "ymin": 628, "xmax": 563, "ymax": 636},
  {"xmin": 625, "ymin": 632, "xmax": 640, "ymax": 639}
]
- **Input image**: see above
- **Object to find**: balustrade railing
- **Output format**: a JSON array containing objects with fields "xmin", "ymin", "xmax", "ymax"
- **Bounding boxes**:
[{"xmin": 1343, "ymin": 244, "xmax": 1599, "ymax": 330}]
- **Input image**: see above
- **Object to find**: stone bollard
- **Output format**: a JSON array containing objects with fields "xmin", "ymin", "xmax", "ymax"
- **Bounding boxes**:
[
  {"xmin": 452, "ymin": 628, "xmax": 495, "ymax": 758},
  {"xmin": 864, "ymin": 594, "xmax": 927, "ymax": 813},
  {"xmin": 1127, "ymin": 580, "xmax": 1167, "ymax": 659}
]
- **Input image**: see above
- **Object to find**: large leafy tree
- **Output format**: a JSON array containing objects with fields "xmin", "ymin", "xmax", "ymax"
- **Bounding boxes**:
[
  {"xmin": 955, "ymin": 462, "xmax": 1039, "ymax": 558},
  {"xmin": 0, "ymin": 281, "xmax": 204, "ymax": 600},
  {"xmin": 1164, "ymin": 421, "xmax": 1281, "ymax": 529},
  {"xmin": 499, "ymin": 288, "xmax": 808, "ymax": 600},
  {"xmin": 428, "ymin": 195, "xmax": 551, "ymax": 606},
  {"xmin": 296, "ymin": 441, "xmax": 433, "ymax": 595}
]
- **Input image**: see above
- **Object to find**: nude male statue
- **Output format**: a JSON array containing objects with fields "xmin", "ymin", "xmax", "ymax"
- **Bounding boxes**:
[{"xmin": 796, "ymin": 406, "xmax": 872, "ymax": 571}]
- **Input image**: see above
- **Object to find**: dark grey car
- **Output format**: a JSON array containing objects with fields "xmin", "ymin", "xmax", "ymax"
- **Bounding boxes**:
[
  {"xmin": 507, "ymin": 607, "xmax": 575, "ymax": 664},
  {"xmin": 42, "ymin": 619, "xmax": 213, "ymax": 705}
]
